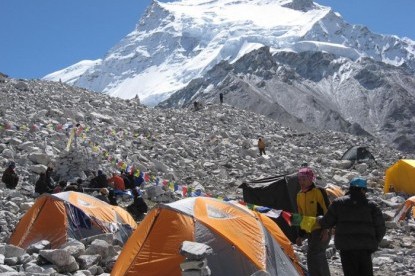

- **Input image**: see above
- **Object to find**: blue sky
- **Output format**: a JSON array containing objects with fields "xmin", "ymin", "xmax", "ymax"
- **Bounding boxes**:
[{"xmin": 1, "ymin": 0, "xmax": 414, "ymax": 79}]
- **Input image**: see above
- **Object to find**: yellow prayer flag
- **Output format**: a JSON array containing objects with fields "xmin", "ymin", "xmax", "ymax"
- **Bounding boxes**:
[
  {"xmin": 300, "ymin": 216, "xmax": 316, "ymax": 233},
  {"xmin": 66, "ymin": 128, "xmax": 76, "ymax": 151}
]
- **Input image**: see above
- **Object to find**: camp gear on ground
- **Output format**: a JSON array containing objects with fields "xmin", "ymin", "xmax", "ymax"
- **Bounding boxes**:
[{"xmin": 393, "ymin": 196, "xmax": 415, "ymax": 222}]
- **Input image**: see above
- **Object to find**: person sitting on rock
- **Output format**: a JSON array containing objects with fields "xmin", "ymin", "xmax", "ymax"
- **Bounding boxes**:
[
  {"xmin": 2, "ymin": 161, "xmax": 19, "ymax": 189},
  {"xmin": 108, "ymin": 172, "xmax": 126, "ymax": 191},
  {"xmin": 108, "ymin": 189, "xmax": 118, "ymax": 206},
  {"xmin": 120, "ymin": 170, "xmax": 132, "ymax": 190},
  {"xmin": 76, "ymin": 178, "xmax": 84, "ymax": 192},
  {"xmin": 89, "ymin": 170, "xmax": 108, "ymax": 189},
  {"xmin": 53, "ymin": 181, "xmax": 67, "ymax": 193},
  {"xmin": 64, "ymin": 178, "xmax": 83, "ymax": 192},
  {"xmin": 134, "ymin": 172, "xmax": 146, "ymax": 189},
  {"xmin": 95, "ymin": 188, "xmax": 110, "ymax": 203},
  {"xmin": 127, "ymin": 187, "xmax": 148, "ymax": 221},
  {"xmin": 35, "ymin": 172, "xmax": 54, "ymax": 194},
  {"xmin": 45, "ymin": 166, "xmax": 55, "ymax": 188}
]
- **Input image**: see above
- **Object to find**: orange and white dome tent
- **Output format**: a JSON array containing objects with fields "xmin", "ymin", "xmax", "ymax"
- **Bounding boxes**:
[
  {"xmin": 9, "ymin": 191, "xmax": 137, "ymax": 249},
  {"xmin": 111, "ymin": 197, "xmax": 303, "ymax": 276}
]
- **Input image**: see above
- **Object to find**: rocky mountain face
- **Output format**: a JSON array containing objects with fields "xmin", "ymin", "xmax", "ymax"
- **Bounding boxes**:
[
  {"xmin": 159, "ymin": 46, "xmax": 415, "ymax": 153},
  {"xmin": 1, "ymin": 76, "xmax": 415, "ymax": 275}
]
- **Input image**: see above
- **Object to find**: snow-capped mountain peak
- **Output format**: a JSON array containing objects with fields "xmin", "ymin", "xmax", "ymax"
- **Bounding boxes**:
[{"xmin": 43, "ymin": 0, "xmax": 415, "ymax": 106}]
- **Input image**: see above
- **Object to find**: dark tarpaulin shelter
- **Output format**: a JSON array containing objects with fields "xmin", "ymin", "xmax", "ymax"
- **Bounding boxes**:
[{"xmin": 239, "ymin": 173, "xmax": 300, "ymax": 243}]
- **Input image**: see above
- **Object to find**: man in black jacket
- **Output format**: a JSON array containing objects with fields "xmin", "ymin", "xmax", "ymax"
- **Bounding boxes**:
[
  {"xmin": 318, "ymin": 177, "xmax": 386, "ymax": 276},
  {"xmin": 89, "ymin": 170, "xmax": 108, "ymax": 189}
]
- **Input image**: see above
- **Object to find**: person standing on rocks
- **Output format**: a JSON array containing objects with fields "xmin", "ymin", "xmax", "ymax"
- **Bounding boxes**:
[
  {"xmin": 2, "ymin": 161, "xmax": 19, "ymax": 189},
  {"xmin": 318, "ymin": 177, "xmax": 386, "ymax": 276},
  {"xmin": 219, "ymin": 92, "xmax": 224, "ymax": 104},
  {"xmin": 296, "ymin": 167, "xmax": 331, "ymax": 276},
  {"xmin": 258, "ymin": 137, "xmax": 266, "ymax": 156}
]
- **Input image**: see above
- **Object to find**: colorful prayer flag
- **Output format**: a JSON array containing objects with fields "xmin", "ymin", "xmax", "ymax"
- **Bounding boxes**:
[
  {"xmin": 300, "ymin": 216, "xmax": 316, "ymax": 233},
  {"xmin": 281, "ymin": 211, "xmax": 293, "ymax": 226},
  {"xmin": 291, "ymin": 213, "xmax": 302, "ymax": 226}
]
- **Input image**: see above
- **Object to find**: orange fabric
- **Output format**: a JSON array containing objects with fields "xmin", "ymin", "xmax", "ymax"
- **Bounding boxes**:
[
  {"xmin": 193, "ymin": 197, "xmax": 265, "ymax": 270},
  {"xmin": 10, "ymin": 192, "xmax": 136, "ymax": 250},
  {"xmin": 113, "ymin": 197, "xmax": 301, "ymax": 275},
  {"xmin": 258, "ymin": 213, "xmax": 304, "ymax": 275},
  {"xmin": 325, "ymin": 184, "xmax": 344, "ymax": 200},
  {"xmin": 395, "ymin": 196, "xmax": 415, "ymax": 222},
  {"xmin": 9, "ymin": 196, "xmax": 68, "ymax": 249},
  {"xmin": 112, "ymin": 208, "xmax": 194, "ymax": 276}
]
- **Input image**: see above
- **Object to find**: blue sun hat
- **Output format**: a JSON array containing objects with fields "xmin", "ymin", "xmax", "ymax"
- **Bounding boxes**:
[{"xmin": 349, "ymin": 177, "xmax": 367, "ymax": 188}]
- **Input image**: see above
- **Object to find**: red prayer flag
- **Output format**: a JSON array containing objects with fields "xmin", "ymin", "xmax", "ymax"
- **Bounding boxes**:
[{"xmin": 281, "ymin": 211, "xmax": 292, "ymax": 226}]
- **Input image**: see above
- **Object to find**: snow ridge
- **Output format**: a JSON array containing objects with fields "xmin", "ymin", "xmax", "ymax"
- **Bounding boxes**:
[{"xmin": 43, "ymin": 0, "xmax": 415, "ymax": 106}]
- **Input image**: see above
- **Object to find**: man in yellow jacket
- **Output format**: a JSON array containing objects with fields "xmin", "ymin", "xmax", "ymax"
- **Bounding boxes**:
[{"xmin": 296, "ymin": 167, "xmax": 331, "ymax": 276}]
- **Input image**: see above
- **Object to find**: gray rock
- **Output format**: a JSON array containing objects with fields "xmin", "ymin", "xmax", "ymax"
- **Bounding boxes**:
[
  {"xmin": 28, "ymin": 152, "xmax": 51, "ymax": 165},
  {"xmin": 39, "ymin": 249, "xmax": 78, "ymax": 271},
  {"xmin": 0, "ymin": 264, "xmax": 17, "ymax": 273},
  {"xmin": 84, "ymin": 240, "xmax": 110, "ymax": 259},
  {"xmin": 77, "ymin": 254, "xmax": 102, "ymax": 270},
  {"xmin": 1, "ymin": 245, "xmax": 25, "ymax": 258},
  {"xmin": 81, "ymin": 234, "xmax": 113, "ymax": 247},
  {"xmin": 60, "ymin": 239, "xmax": 85, "ymax": 258},
  {"xmin": 23, "ymin": 262, "xmax": 44, "ymax": 273},
  {"xmin": 27, "ymin": 240, "xmax": 51, "ymax": 255},
  {"xmin": 4, "ymin": 257, "xmax": 18, "ymax": 266},
  {"xmin": 180, "ymin": 241, "xmax": 213, "ymax": 261}
]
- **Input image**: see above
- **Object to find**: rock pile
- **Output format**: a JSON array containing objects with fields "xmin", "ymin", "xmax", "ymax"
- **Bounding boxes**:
[
  {"xmin": 0, "ymin": 233, "xmax": 121, "ymax": 275},
  {"xmin": 1, "ymin": 76, "xmax": 415, "ymax": 275}
]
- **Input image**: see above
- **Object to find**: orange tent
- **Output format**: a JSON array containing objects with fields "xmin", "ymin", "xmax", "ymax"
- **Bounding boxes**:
[
  {"xmin": 9, "ymin": 191, "xmax": 137, "ymax": 249},
  {"xmin": 111, "ymin": 197, "xmax": 303, "ymax": 276},
  {"xmin": 325, "ymin": 184, "xmax": 345, "ymax": 202}
]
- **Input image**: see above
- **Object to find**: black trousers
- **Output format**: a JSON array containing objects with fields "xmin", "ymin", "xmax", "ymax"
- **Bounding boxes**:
[
  {"xmin": 340, "ymin": 250, "xmax": 373, "ymax": 276},
  {"xmin": 307, "ymin": 229, "xmax": 331, "ymax": 276}
]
